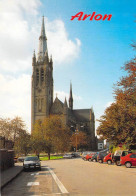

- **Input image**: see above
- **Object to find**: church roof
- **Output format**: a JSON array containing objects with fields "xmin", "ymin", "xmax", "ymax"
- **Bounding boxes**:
[
  {"xmin": 73, "ymin": 109, "xmax": 91, "ymax": 122},
  {"xmin": 50, "ymin": 97, "xmax": 64, "ymax": 115}
]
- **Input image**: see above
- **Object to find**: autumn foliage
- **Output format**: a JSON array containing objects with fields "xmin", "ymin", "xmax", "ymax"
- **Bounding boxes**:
[
  {"xmin": 97, "ymin": 55, "xmax": 136, "ymax": 148},
  {"xmin": 31, "ymin": 115, "xmax": 71, "ymax": 159}
]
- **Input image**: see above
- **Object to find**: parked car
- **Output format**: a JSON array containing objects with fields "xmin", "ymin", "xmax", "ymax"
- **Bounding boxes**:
[
  {"xmin": 85, "ymin": 152, "xmax": 96, "ymax": 161},
  {"xmin": 18, "ymin": 157, "xmax": 26, "ymax": 162},
  {"xmin": 113, "ymin": 150, "xmax": 132, "ymax": 166},
  {"xmin": 23, "ymin": 156, "xmax": 41, "ymax": 171},
  {"xmin": 63, "ymin": 154, "xmax": 73, "ymax": 159},
  {"xmin": 71, "ymin": 152, "xmax": 80, "ymax": 158},
  {"xmin": 14, "ymin": 157, "xmax": 18, "ymax": 163},
  {"xmin": 82, "ymin": 151, "xmax": 92, "ymax": 160},
  {"xmin": 91, "ymin": 152, "xmax": 99, "ymax": 162},
  {"xmin": 97, "ymin": 150, "xmax": 109, "ymax": 163},
  {"xmin": 120, "ymin": 153, "xmax": 136, "ymax": 168},
  {"xmin": 103, "ymin": 153, "xmax": 113, "ymax": 164}
]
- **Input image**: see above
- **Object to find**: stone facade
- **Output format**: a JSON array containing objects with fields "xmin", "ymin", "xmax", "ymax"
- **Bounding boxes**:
[{"xmin": 31, "ymin": 17, "xmax": 97, "ymax": 150}]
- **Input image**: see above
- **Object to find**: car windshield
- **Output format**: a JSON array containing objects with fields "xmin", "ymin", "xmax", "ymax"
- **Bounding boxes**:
[
  {"xmin": 114, "ymin": 150, "xmax": 122, "ymax": 156},
  {"xmin": 25, "ymin": 156, "xmax": 39, "ymax": 161}
]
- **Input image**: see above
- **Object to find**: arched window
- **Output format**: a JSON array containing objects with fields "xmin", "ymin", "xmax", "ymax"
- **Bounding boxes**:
[
  {"xmin": 36, "ymin": 69, "xmax": 39, "ymax": 85},
  {"xmin": 41, "ymin": 69, "xmax": 44, "ymax": 83}
]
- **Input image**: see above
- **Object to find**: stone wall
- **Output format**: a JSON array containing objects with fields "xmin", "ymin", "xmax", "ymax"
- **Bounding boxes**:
[{"xmin": 0, "ymin": 149, "xmax": 14, "ymax": 171}]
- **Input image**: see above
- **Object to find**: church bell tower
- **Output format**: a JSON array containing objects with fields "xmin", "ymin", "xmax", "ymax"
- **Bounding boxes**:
[{"xmin": 31, "ymin": 17, "xmax": 53, "ymax": 132}]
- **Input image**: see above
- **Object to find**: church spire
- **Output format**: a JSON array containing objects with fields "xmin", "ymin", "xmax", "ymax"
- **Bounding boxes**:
[
  {"xmin": 69, "ymin": 82, "xmax": 73, "ymax": 110},
  {"xmin": 38, "ymin": 16, "xmax": 48, "ymax": 61}
]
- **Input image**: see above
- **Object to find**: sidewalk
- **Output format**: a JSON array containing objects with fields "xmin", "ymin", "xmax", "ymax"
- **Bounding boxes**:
[{"xmin": 1, "ymin": 162, "xmax": 23, "ymax": 189}]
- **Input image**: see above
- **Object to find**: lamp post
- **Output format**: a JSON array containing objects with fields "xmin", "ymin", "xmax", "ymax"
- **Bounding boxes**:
[{"xmin": 75, "ymin": 126, "xmax": 79, "ymax": 152}]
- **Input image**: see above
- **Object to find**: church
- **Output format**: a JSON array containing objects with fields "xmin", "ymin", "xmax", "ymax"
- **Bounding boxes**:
[{"xmin": 31, "ymin": 17, "xmax": 97, "ymax": 150}]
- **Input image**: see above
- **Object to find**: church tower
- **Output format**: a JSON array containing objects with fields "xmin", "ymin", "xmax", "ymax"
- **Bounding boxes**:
[{"xmin": 31, "ymin": 17, "xmax": 53, "ymax": 132}]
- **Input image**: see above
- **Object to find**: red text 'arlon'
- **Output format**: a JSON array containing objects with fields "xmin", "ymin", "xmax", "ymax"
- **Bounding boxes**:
[{"xmin": 71, "ymin": 12, "xmax": 112, "ymax": 21}]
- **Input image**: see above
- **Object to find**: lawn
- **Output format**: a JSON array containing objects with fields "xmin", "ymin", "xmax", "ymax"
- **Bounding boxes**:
[{"xmin": 40, "ymin": 155, "xmax": 63, "ymax": 161}]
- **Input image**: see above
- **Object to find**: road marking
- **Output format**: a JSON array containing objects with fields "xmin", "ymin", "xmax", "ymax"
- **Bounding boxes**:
[
  {"xmin": 30, "ymin": 194, "xmax": 63, "ymax": 196},
  {"xmin": 31, "ymin": 173, "xmax": 39, "ymax": 176},
  {"xmin": 46, "ymin": 166, "xmax": 69, "ymax": 194},
  {"xmin": 27, "ymin": 182, "xmax": 39, "ymax": 186}
]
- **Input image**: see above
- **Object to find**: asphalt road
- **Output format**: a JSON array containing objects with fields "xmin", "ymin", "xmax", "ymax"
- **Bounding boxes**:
[{"xmin": 2, "ymin": 158, "xmax": 136, "ymax": 196}]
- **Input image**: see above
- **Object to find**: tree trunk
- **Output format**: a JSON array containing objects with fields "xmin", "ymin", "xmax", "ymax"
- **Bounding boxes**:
[{"xmin": 48, "ymin": 151, "xmax": 50, "ymax": 160}]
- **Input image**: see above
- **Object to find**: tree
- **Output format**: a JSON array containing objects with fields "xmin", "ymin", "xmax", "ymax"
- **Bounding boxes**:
[
  {"xmin": 31, "ymin": 115, "xmax": 71, "ymax": 159},
  {"xmin": 0, "ymin": 116, "xmax": 31, "ymax": 153},
  {"xmin": 0, "ymin": 116, "xmax": 26, "ymax": 143},
  {"xmin": 70, "ymin": 131, "xmax": 88, "ymax": 151},
  {"xmin": 14, "ymin": 130, "xmax": 31, "ymax": 156},
  {"xmin": 97, "ymin": 55, "xmax": 136, "ymax": 149}
]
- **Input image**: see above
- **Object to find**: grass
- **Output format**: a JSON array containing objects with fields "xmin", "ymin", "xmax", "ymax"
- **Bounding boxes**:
[{"xmin": 39, "ymin": 155, "xmax": 63, "ymax": 161}]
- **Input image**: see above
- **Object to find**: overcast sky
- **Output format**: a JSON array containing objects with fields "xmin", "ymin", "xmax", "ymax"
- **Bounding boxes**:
[{"xmin": 0, "ymin": 0, "xmax": 136, "ymax": 133}]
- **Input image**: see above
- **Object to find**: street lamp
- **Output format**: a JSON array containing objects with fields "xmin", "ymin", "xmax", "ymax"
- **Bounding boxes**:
[{"xmin": 75, "ymin": 126, "xmax": 79, "ymax": 152}]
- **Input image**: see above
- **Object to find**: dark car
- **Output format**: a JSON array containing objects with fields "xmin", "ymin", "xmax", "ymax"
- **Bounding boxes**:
[
  {"xmin": 23, "ymin": 156, "xmax": 41, "ymax": 171},
  {"xmin": 71, "ymin": 152, "xmax": 80, "ymax": 158},
  {"xmin": 97, "ymin": 150, "xmax": 109, "ymax": 163},
  {"xmin": 91, "ymin": 152, "xmax": 99, "ymax": 162},
  {"xmin": 113, "ymin": 150, "xmax": 132, "ymax": 166}
]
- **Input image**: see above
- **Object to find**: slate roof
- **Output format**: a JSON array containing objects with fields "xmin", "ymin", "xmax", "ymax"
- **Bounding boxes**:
[{"xmin": 73, "ymin": 109, "xmax": 91, "ymax": 121}]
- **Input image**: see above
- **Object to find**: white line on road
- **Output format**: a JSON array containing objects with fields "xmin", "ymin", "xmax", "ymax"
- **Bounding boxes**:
[
  {"xmin": 46, "ymin": 166, "xmax": 69, "ymax": 194},
  {"xmin": 27, "ymin": 182, "xmax": 39, "ymax": 186},
  {"xmin": 31, "ymin": 173, "xmax": 39, "ymax": 176}
]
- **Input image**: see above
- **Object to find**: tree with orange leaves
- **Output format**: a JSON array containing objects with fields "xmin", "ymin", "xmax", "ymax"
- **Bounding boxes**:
[
  {"xmin": 97, "ymin": 51, "xmax": 136, "ymax": 149},
  {"xmin": 70, "ymin": 131, "xmax": 88, "ymax": 151}
]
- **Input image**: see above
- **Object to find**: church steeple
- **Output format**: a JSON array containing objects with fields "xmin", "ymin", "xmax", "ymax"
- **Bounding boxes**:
[
  {"xmin": 69, "ymin": 82, "xmax": 73, "ymax": 110},
  {"xmin": 38, "ymin": 16, "xmax": 48, "ymax": 61}
]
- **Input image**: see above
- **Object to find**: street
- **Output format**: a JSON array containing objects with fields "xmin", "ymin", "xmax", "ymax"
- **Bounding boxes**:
[{"xmin": 2, "ymin": 158, "xmax": 136, "ymax": 196}]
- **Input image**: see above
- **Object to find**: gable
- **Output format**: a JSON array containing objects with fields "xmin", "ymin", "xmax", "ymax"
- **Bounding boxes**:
[{"xmin": 50, "ymin": 97, "xmax": 64, "ymax": 115}]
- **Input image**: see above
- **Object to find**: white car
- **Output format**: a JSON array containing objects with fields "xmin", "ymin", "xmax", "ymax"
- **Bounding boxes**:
[
  {"xmin": 23, "ymin": 156, "xmax": 41, "ymax": 171},
  {"xmin": 63, "ymin": 154, "xmax": 73, "ymax": 159}
]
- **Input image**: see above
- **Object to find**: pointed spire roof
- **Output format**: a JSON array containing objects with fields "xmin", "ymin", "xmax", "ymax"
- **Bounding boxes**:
[
  {"xmin": 64, "ymin": 97, "xmax": 68, "ymax": 107},
  {"xmin": 40, "ymin": 16, "xmax": 46, "ymax": 38},
  {"xmin": 69, "ymin": 82, "xmax": 73, "ymax": 110},
  {"xmin": 38, "ymin": 16, "xmax": 48, "ymax": 61},
  {"xmin": 69, "ymin": 82, "xmax": 73, "ymax": 101}
]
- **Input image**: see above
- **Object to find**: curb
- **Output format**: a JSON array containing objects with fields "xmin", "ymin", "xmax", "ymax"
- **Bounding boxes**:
[{"xmin": 1, "ymin": 168, "xmax": 23, "ymax": 189}]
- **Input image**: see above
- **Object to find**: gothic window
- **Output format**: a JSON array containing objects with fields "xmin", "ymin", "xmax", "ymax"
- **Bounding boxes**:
[
  {"xmin": 41, "ymin": 69, "xmax": 44, "ymax": 83},
  {"xmin": 36, "ymin": 69, "xmax": 39, "ymax": 85}
]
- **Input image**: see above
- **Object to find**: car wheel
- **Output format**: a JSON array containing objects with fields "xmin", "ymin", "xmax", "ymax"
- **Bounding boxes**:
[
  {"xmin": 99, "ymin": 159, "xmax": 103, "ymax": 163},
  {"xmin": 116, "ymin": 160, "xmax": 121, "ymax": 166},
  {"xmin": 88, "ymin": 159, "xmax": 91, "ymax": 162},
  {"xmin": 125, "ymin": 162, "xmax": 132, "ymax": 168},
  {"xmin": 93, "ymin": 159, "xmax": 96, "ymax": 162},
  {"xmin": 107, "ymin": 160, "xmax": 112, "ymax": 165}
]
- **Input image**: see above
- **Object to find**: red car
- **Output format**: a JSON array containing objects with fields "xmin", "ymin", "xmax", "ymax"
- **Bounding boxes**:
[
  {"xmin": 120, "ymin": 153, "xmax": 136, "ymax": 168},
  {"xmin": 103, "ymin": 153, "xmax": 113, "ymax": 165},
  {"xmin": 85, "ymin": 153, "xmax": 95, "ymax": 161}
]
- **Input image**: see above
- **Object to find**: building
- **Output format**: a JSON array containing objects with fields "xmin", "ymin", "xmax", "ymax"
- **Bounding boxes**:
[{"xmin": 31, "ymin": 17, "xmax": 97, "ymax": 150}]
